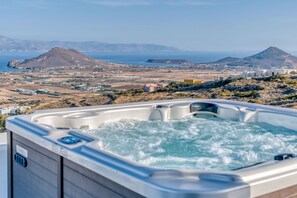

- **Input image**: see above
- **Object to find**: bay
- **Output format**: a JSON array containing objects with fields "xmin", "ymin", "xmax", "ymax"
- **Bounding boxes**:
[{"xmin": 0, "ymin": 51, "xmax": 251, "ymax": 72}]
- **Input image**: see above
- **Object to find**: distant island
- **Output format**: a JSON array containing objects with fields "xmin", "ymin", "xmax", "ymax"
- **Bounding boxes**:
[
  {"xmin": 145, "ymin": 47, "xmax": 297, "ymax": 69},
  {"xmin": 0, "ymin": 35, "xmax": 180, "ymax": 53},
  {"xmin": 7, "ymin": 47, "xmax": 104, "ymax": 69},
  {"xmin": 146, "ymin": 59, "xmax": 192, "ymax": 64}
]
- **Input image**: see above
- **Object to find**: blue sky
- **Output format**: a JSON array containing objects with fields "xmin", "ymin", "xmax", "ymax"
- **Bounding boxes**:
[{"xmin": 1, "ymin": 0, "xmax": 297, "ymax": 51}]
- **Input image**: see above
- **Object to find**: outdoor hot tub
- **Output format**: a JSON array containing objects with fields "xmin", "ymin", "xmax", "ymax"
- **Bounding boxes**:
[{"xmin": 6, "ymin": 99, "xmax": 297, "ymax": 198}]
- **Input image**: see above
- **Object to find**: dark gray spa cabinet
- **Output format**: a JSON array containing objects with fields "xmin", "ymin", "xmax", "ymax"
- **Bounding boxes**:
[
  {"xmin": 7, "ymin": 132, "xmax": 143, "ymax": 198},
  {"xmin": 6, "ymin": 99, "xmax": 297, "ymax": 198}
]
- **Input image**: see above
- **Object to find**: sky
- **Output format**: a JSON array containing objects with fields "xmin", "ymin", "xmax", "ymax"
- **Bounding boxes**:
[{"xmin": 1, "ymin": 0, "xmax": 297, "ymax": 51}]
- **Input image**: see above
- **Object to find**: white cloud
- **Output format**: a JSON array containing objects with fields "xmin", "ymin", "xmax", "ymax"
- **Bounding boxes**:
[
  {"xmin": 5, "ymin": 0, "xmax": 215, "ymax": 8},
  {"xmin": 8, "ymin": 0, "xmax": 51, "ymax": 9},
  {"xmin": 161, "ymin": 0, "xmax": 216, "ymax": 6},
  {"xmin": 78, "ymin": 0, "xmax": 216, "ymax": 7},
  {"xmin": 78, "ymin": 0, "xmax": 150, "ymax": 6}
]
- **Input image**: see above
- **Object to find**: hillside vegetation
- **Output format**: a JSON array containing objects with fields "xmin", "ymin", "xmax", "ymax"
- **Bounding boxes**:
[
  {"xmin": 30, "ymin": 75, "xmax": 297, "ymax": 110},
  {"xmin": 1, "ymin": 74, "xmax": 296, "ymax": 130}
]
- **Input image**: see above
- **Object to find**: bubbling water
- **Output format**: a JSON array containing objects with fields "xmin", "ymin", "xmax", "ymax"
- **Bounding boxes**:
[{"xmin": 82, "ymin": 115, "xmax": 297, "ymax": 170}]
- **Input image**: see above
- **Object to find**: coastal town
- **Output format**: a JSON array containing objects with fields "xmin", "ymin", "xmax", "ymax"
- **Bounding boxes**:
[
  {"xmin": 0, "ymin": 63, "xmax": 230, "ymax": 110},
  {"xmin": 0, "ymin": 62, "xmax": 295, "ymax": 117}
]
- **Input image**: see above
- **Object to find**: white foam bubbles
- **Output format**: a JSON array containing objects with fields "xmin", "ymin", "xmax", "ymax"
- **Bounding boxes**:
[{"xmin": 83, "ymin": 116, "xmax": 297, "ymax": 171}]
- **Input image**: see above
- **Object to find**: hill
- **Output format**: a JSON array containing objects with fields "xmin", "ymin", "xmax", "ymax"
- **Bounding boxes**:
[
  {"xmin": 7, "ymin": 47, "xmax": 104, "ymax": 69},
  {"xmin": 108, "ymin": 75, "xmax": 297, "ymax": 108},
  {"xmin": 0, "ymin": 35, "xmax": 179, "ymax": 53},
  {"xmin": 211, "ymin": 47, "xmax": 297, "ymax": 69}
]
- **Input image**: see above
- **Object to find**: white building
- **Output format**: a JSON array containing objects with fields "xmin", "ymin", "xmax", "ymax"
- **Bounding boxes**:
[
  {"xmin": 0, "ymin": 106, "xmax": 31, "ymax": 116},
  {"xmin": 272, "ymin": 69, "xmax": 297, "ymax": 75},
  {"xmin": 143, "ymin": 83, "xmax": 168, "ymax": 92},
  {"xmin": 231, "ymin": 68, "xmax": 297, "ymax": 79}
]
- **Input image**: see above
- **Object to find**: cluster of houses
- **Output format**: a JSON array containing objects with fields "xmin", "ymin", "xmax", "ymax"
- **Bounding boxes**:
[
  {"xmin": 143, "ymin": 83, "xmax": 168, "ymax": 92},
  {"xmin": 15, "ymin": 88, "xmax": 58, "ymax": 95},
  {"xmin": 72, "ymin": 83, "xmax": 112, "ymax": 92},
  {"xmin": 230, "ymin": 68, "xmax": 297, "ymax": 79},
  {"xmin": 143, "ymin": 79, "xmax": 202, "ymax": 92},
  {"xmin": 0, "ymin": 106, "xmax": 31, "ymax": 116}
]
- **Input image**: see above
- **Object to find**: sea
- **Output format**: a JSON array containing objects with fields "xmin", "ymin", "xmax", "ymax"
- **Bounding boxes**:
[{"xmin": 0, "ymin": 51, "xmax": 253, "ymax": 72}]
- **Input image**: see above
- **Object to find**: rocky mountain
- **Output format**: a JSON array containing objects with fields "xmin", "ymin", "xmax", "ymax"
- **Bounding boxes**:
[
  {"xmin": 7, "ymin": 60, "xmax": 23, "ymax": 67},
  {"xmin": 211, "ymin": 47, "xmax": 297, "ymax": 68},
  {"xmin": 0, "ymin": 35, "xmax": 179, "ymax": 53},
  {"xmin": 8, "ymin": 47, "xmax": 104, "ymax": 69}
]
